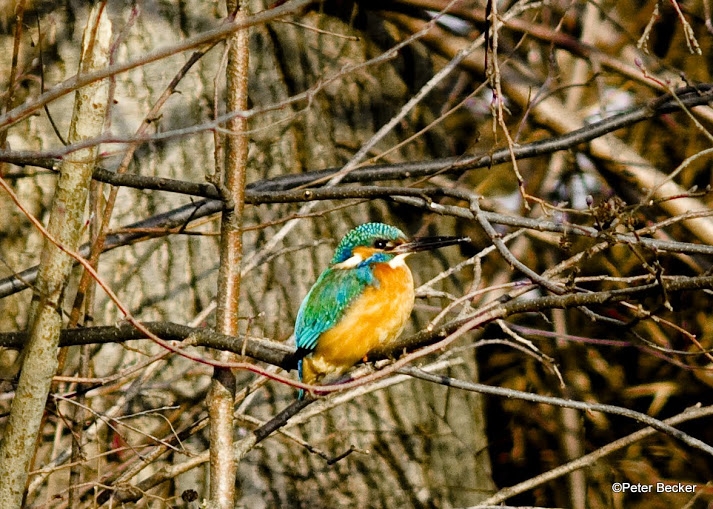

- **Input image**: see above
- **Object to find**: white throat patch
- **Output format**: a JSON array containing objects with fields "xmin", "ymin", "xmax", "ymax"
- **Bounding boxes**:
[
  {"xmin": 332, "ymin": 253, "xmax": 364, "ymax": 270},
  {"xmin": 387, "ymin": 253, "xmax": 410, "ymax": 268}
]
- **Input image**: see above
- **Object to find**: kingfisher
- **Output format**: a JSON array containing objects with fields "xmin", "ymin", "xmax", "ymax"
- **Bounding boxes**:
[{"xmin": 294, "ymin": 222, "xmax": 468, "ymax": 398}]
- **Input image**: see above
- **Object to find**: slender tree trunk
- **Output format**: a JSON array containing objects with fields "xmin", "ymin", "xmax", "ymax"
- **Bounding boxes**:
[
  {"xmin": 208, "ymin": 1, "xmax": 250, "ymax": 507},
  {"xmin": 0, "ymin": 5, "xmax": 111, "ymax": 507}
]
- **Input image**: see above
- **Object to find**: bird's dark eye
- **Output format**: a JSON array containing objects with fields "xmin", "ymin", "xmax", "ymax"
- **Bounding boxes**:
[{"xmin": 373, "ymin": 238, "xmax": 388, "ymax": 249}]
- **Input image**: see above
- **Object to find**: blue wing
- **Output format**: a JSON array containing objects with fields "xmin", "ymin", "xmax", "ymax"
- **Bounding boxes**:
[
  {"xmin": 295, "ymin": 264, "xmax": 375, "ymax": 354},
  {"xmin": 295, "ymin": 264, "xmax": 375, "ymax": 398}
]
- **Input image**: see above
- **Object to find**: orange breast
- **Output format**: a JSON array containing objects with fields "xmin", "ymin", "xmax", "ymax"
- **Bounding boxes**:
[{"xmin": 301, "ymin": 262, "xmax": 415, "ymax": 384}]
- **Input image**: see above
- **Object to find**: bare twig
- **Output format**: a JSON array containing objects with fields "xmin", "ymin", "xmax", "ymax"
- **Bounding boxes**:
[
  {"xmin": 400, "ymin": 367, "xmax": 713, "ymax": 457},
  {"xmin": 470, "ymin": 404, "xmax": 713, "ymax": 507},
  {"xmin": 0, "ymin": 0, "xmax": 316, "ymax": 131}
]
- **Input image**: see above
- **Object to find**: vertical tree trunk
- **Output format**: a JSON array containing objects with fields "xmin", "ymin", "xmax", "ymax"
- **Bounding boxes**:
[
  {"xmin": 0, "ymin": 5, "xmax": 111, "ymax": 507},
  {"xmin": 208, "ymin": 1, "xmax": 251, "ymax": 506}
]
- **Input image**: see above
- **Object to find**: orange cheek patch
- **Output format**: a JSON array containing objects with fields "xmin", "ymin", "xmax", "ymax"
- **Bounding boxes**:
[{"xmin": 352, "ymin": 246, "xmax": 378, "ymax": 260}]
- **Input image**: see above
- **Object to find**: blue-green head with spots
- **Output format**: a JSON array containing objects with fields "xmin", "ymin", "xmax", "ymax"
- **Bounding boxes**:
[{"xmin": 330, "ymin": 223, "xmax": 409, "ymax": 267}]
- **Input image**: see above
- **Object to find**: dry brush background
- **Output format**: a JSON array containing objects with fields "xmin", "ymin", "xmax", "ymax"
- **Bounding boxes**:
[{"xmin": 1, "ymin": 0, "xmax": 713, "ymax": 508}]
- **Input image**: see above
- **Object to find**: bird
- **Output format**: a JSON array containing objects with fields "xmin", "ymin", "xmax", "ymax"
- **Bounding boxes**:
[{"xmin": 294, "ymin": 222, "xmax": 468, "ymax": 398}]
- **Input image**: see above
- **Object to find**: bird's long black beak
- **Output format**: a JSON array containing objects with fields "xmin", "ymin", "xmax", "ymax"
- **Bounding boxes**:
[{"xmin": 391, "ymin": 235, "xmax": 470, "ymax": 254}]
